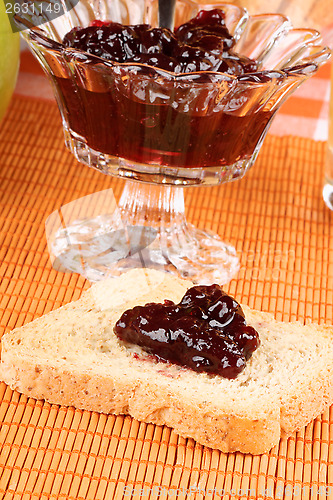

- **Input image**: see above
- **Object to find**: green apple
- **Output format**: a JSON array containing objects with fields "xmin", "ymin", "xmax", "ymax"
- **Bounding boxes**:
[{"xmin": 0, "ymin": 0, "xmax": 20, "ymax": 122}]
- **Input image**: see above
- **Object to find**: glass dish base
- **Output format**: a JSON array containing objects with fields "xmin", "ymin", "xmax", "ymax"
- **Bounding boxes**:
[
  {"xmin": 46, "ymin": 183, "xmax": 240, "ymax": 284},
  {"xmin": 49, "ymin": 217, "xmax": 240, "ymax": 284}
]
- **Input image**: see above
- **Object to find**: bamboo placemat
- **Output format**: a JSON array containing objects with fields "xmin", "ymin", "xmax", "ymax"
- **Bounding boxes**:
[{"xmin": 1, "ymin": 95, "xmax": 333, "ymax": 499}]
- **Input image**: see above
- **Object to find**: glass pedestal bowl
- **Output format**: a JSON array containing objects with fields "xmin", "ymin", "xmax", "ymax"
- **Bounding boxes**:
[{"xmin": 16, "ymin": 0, "xmax": 330, "ymax": 283}]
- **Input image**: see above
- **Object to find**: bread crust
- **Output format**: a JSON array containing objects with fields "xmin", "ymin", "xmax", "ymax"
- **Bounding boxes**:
[{"xmin": 1, "ymin": 352, "xmax": 280, "ymax": 454}]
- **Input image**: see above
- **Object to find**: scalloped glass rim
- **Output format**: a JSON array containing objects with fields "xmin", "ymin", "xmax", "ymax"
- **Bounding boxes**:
[{"xmin": 15, "ymin": 0, "xmax": 331, "ymax": 82}]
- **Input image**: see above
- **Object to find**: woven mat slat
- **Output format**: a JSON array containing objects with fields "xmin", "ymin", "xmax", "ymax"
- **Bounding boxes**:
[{"xmin": 1, "ymin": 95, "xmax": 333, "ymax": 499}]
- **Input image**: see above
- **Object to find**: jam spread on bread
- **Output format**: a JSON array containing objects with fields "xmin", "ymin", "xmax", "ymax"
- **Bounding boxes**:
[
  {"xmin": 114, "ymin": 285, "xmax": 260, "ymax": 378},
  {"xmin": 63, "ymin": 9, "xmax": 258, "ymax": 75}
]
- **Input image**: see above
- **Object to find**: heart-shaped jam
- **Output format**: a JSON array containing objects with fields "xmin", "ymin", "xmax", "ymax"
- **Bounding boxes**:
[{"xmin": 114, "ymin": 284, "xmax": 260, "ymax": 379}]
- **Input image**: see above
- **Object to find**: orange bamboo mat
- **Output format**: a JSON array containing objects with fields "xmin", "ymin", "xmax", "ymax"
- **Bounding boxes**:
[{"xmin": 1, "ymin": 95, "xmax": 333, "ymax": 499}]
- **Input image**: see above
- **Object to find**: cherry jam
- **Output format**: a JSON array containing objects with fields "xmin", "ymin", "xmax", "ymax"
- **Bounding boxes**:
[
  {"xmin": 63, "ymin": 9, "xmax": 258, "ymax": 75},
  {"xmin": 114, "ymin": 284, "xmax": 260, "ymax": 379},
  {"xmin": 58, "ymin": 9, "xmax": 272, "ymax": 168}
]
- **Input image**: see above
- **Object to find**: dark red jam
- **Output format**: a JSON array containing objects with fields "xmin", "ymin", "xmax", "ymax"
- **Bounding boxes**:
[
  {"xmin": 57, "ymin": 9, "xmax": 273, "ymax": 168},
  {"xmin": 63, "ymin": 9, "xmax": 258, "ymax": 75},
  {"xmin": 114, "ymin": 284, "xmax": 260, "ymax": 379}
]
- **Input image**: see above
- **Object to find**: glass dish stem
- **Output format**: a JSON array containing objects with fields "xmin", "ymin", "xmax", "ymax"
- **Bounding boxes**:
[{"xmin": 117, "ymin": 181, "xmax": 240, "ymax": 284}]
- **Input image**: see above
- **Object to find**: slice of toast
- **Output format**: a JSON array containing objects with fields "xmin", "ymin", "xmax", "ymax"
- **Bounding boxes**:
[{"xmin": 1, "ymin": 268, "xmax": 333, "ymax": 454}]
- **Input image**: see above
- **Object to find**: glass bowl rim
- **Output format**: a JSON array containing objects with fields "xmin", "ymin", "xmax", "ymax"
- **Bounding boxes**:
[{"xmin": 16, "ymin": 0, "xmax": 332, "ymax": 82}]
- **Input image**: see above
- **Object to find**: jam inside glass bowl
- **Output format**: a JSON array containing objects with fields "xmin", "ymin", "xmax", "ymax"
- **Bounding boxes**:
[
  {"xmin": 15, "ymin": 0, "xmax": 331, "ymax": 283},
  {"xmin": 58, "ymin": 10, "xmax": 271, "ymax": 170}
]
